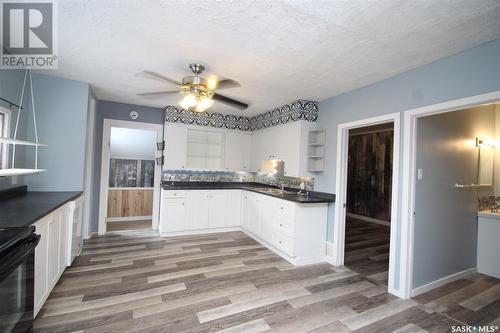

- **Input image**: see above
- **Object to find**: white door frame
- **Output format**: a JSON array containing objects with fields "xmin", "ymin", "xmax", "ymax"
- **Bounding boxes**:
[
  {"xmin": 82, "ymin": 96, "xmax": 96, "ymax": 239},
  {"xmin": 98, "ymin": 119, "xmax": 163, "ymax": 235},
  {"xmin": 400, "ymin": 90, "xmax": 500, "ymax": 298},
  {"xmin": 333, "ymin": 112, "xmax": 400, "ymax": 297}
]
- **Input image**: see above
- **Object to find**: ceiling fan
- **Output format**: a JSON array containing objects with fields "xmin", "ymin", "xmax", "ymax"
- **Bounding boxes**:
[{"xmin": 138, "ymin": 63, "xmax": 248, "ymax": 112}]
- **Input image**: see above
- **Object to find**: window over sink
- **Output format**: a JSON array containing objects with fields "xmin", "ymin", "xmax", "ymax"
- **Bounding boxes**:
[{"xmin": 186, "ymin": 129, "xmax": 225, "ymax": 169}]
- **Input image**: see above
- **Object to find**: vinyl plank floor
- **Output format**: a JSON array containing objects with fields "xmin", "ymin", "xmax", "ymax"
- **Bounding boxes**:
[{"xmin": 34, "ymin": 230, "xmax": 497, "ymax": 332}]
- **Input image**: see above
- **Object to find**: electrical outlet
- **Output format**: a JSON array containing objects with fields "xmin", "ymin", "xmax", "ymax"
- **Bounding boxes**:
[
  {"xmin": 11, "ymin": 175, "xmax": 17, "ymax": 185},
  {"xmin": 417, "ymin": 168, "xmax": 423, "ymax": 180}
]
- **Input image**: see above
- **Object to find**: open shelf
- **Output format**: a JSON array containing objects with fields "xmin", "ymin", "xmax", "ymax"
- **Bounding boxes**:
[
  {"xmin": 0, "ymin": 137, "xmax": 47, "ymax": 146},
  {"xmin": 0, "ymin": 168, "xmax": 46, "ymax": 177},
  {"xmin": 307, "ymin": 129, "xmax": 325, "ymax": 172}
]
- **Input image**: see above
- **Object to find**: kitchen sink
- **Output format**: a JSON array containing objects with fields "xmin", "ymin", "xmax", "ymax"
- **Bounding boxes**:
[{"xmin": 255, "ymin": 188, "xmax": 295, "ymax": 195}]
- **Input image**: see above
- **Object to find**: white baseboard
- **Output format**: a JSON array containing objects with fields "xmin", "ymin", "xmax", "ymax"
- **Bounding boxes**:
[
  {"xmin": 160, "ymin": 227, "xmax": 241, "ymax": 237},
  {"xmin": 347, "ymin": 213, "xmax": 390, "ymax": 226},
  {"xmin": 106, "ymin": 216, "xmax": 152, "ymax": 222},
  {"xmin": 411, "ymin": 267, "xmax": 477, "ymax": 297}
]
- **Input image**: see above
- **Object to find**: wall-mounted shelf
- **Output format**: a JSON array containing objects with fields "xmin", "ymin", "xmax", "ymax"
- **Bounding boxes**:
[
  {"xmin": 0, "ymin": 168, "xmax": 46, "ymax": 177},
  {"xmin": 0, "ymin": 137, "xmax": 47, "ymax": 146},
  {"xmin": 307, "ymin": 129, "xmax": 325, "ymax": 172},
  {"xmin": 454, "ymin": 183, "xmax": 492, "ymax": 189}
]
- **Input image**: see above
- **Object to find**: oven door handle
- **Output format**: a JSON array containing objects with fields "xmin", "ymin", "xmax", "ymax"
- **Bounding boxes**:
[{"xmin": 0, "ymin": 234, "xmax": 40, "ymax": 282}]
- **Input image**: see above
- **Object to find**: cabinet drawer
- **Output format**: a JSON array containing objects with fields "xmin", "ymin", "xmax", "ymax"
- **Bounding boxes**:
[
  {"xmin": 272, "ymin": 232, "xmax": 294, "ymax": 256},
  {"xmin": 275, "ymin": 217, "xmax": 294, "ymax": 236},
  {"xmin": 162, "ymin": 190, "xmax": 187, "ymax": 199},
  {"xmin": 277, "ymin": 203, "xmax": 294, "ymax": 221}
]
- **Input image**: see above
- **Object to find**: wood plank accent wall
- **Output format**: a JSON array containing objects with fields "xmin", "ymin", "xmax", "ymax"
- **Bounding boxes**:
[{"xmin": 107, "ymin": 189, "xmax": 153, "ymax": 218}]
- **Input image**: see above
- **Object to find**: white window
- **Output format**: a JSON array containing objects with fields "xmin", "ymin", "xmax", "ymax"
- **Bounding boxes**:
[
  {"xmin": 0, "ymin": 107, "xmax": 10, "ymax": 170},
  {"xmin": 186, "ymin": 129, "xmax": 225, "ymax": 169}
]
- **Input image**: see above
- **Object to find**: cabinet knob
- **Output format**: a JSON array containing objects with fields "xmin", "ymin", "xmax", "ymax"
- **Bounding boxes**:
[
  {"xmin": 182, "ymin": 203, "xmax": 184, "ymax": 205},
  {"xmin": 280, "ymin": 207, "xmax": 283, "ymax": 210},
  {"xmin": 279, "ymin": 240, "xmax": 282, "ymax": 244},
  {"xmin": 280, "ymin": 223, "xmax": 283, "ymax": 227}
]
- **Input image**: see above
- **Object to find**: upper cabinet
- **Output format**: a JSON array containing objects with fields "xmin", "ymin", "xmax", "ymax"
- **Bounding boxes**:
[
  {"xmin": 250, "ymin": 122, "xmax": 304, "ymax": 177},
  {"xmin": 225, "ymin": 131, "xmax": 251, "ymax": 171},
  {"xmin": 164, "ymin": 123, "xmax": 251, "ymax": 172},
  {"xmin": 164, "ymin": 124, "xmax": 187, "ymax": 169}
]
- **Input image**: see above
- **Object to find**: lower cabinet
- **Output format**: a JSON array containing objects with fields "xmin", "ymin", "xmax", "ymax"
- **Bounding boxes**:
[
  {"xmin": 32, "ymin": 199, "xmax": 80, "ymax": 317},
  {"xmin": 160, "ymin": 188, "xmax": 328, "ymax": 266},
  {"xmin": 240, "ymin": 191, "xmax": 328, "ymax": 266},
  {"xmin": 160, "ymin": 190, "xmax": 241, "ymax": 235}
]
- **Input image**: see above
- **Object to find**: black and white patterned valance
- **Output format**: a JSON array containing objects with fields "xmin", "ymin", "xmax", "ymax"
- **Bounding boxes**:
[{"xmin": 164, "ymin": 99, "xmax": 318, "ymax": 132}]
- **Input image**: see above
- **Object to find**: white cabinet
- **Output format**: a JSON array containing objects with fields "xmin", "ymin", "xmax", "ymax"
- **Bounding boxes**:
[
  {"xmin": 187, "ymin": 191, "xmax": 209, "ymax": 230},
  {"xmin": 225, "ymin": 131, "xmax": 251, "ymax": 171},
  {"xmin": 33, "ymin": 199, "xmax": 78, "ymax": 317},
  {"xmin": 250, "ymin": 121, "xmax": 303, "ymax": 176},
  {"xmin": 161, "ymin": 198, "xmax": 187, "ymax": 232},
  {"xmin": 164, "ymin": 124, "xmax": 187, "ymax": 169},
  {"xmin": 241, "ymin": 192, "xmax": 328, "ymax": 265},
  {"xmin": 160, "ymin": 189, "xmax": 241, "ymax": 235}
]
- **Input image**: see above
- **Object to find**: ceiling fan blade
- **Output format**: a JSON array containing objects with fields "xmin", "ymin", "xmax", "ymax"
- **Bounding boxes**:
[
  {"xmin": 143, "ymin": 71, "xmax": 181, "ymax": 86},
  {"xmin": 212, "ymin": 93, "xmax": 248, "ymax": 110},
  {"xmin": 137, "ymin": 91, "xmax": 179, "ymax": 96},
  {"xmin": 215, "ymin": 79, "xmax": 240, "ymax": 90}
]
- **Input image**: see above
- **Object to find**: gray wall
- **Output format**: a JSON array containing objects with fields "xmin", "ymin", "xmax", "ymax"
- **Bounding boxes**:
[
  {"xmin": 413, "ymin": 105, "xmax": 495, "ymax": 288},
  {"xmin": 316, "ymin": 37, "xmax": 500, "ymax": 292},
  {"xmin": 89, "ymin": 100, "xmax": 164, "ymax": 233},
  {"xmin": 24, "ymin": 73, "xmax": 90, "ymax": 191}
]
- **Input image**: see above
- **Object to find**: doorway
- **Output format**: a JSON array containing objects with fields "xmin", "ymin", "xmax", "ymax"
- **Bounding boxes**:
[
  {"xmin": 344, "ymin": 122, "xmax": 394, "ymax": 286},
  {"xmin": 98, "ymin": 119, "xmax": 163, "ymax": 235},
  {"xmin": 333, "ymin": 112, "xmax": 400, "ymax": 296}
]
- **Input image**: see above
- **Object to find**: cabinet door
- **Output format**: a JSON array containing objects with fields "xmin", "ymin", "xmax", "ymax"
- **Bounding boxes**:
[
  {"xmin": 187, "ymin": 191, "xmax": 210, "ymax": 230},
  {"xmin": 164, "ymin": 124, "xmax": 187, "ymax": 169},
  {"xmin": 241, "ymin": 192, "xmax": 250, "ymax": 230},
  {"xmin": 248, "ymin": 195, "xmax": 261, "ymax": 234},
  {"xmin": 48, "ymin": 212, "xmax": 62, "ymax": 287},
  {"xmin": 58, "ymin": 206, "xmax": 69, "ymax": 273},
  {"xmin": 209, "ymin": 191, "xmax": 229, "ymax": 228},
  {"xmin": 163, "ymin": 198, "xmax": 187, "ymax": 232},
  {"xmin": 259, "ymin": 200, "xmax": 275, "ymax": 243},
  {"xmin": 225, "ymin": 132, "xmax": 251, "ymax": 171},
  {"xmin": 33, "ymin": 218, "xmax": 49, "ymax": 315}
]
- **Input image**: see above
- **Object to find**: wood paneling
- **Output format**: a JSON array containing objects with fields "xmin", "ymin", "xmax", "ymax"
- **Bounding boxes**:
[{"xmin": 107, "ymin": 189, "xmax": 153, "ymax": 218}]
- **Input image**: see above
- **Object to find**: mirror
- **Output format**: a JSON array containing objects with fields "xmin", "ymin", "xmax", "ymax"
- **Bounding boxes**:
[{"xmin": 478, "ymin": 148, "xmax": 494, "ymax": 186}]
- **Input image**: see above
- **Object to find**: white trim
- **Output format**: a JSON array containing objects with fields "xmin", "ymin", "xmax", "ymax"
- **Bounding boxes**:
[
  {"xmin": 0, "ymin": 106, "xmax": 11, "ymax": 170},
  {"xmin": 333, "ymin": 112, "xmax": 400, "ymax": 298},
  {"xmin": 411, "ymin": 268, "xmax": 477, "ymax": 297},
  {"xmin": 98, "ymin": 119, "xmax": 163, "ymax": 235},
  {"xmin": 400, "ymin": 90, "xmax": 500, "ymax": 299},
  {"xmin": 347, "ymin": 213, "xmax": 391, "ymax": 226},
  {"xmin": 106, "ymin": 216, "xmax": 152, "ymax": 222},
  {"xmin": 160, "ymin": 227, "xmax": 241, "ymax": 237},
  {"xmin": 82, "ymin": 96, "xmax": 96, "ymax": 240},
  {"xmin": 108, "ymin": 187, "xmax": 154, "ymax": 190}
]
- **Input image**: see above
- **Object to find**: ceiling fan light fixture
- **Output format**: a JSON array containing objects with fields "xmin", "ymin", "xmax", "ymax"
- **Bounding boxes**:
[
  {"xmin": 195, "ymin": 96, "xmax": 214, "ymax": 112},
  {"xmin": 179, "ymin": 93, "xmax": 197, "ymax": 109}
]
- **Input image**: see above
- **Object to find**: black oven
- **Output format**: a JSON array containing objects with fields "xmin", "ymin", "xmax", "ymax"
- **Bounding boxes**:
[{"xmin": 0, "ymin": 227, "xmax": 40, "ymax": 333}]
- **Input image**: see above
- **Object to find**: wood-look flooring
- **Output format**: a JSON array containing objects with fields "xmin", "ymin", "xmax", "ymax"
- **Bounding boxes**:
[
  {"xmin": 345, "ymin": 217, "xmax": 390, "ymax": 286},
  {"xmin": 107, "ymin": 220, "xmax": 152, "ymax": 232},
  {"xmin": 33, "ymin": 230, "xmax": 499, "ymax": 333}
]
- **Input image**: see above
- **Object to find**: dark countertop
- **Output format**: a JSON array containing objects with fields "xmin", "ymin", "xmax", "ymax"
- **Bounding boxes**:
[
  {"xmin": 0, "ymin": 186, "xmax": 83, "ymax": 227},
  {"xmin": 161, "ymin": 181, "xmax": 335, "ymax": 203}
]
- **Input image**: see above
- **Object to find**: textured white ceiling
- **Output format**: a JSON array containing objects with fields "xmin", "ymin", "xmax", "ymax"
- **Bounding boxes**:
[{"xmin": 43, "ymin": 0, "xmax": 500, "ymax": 116}]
